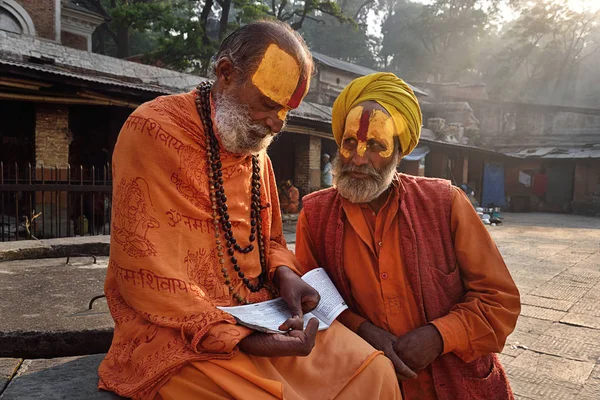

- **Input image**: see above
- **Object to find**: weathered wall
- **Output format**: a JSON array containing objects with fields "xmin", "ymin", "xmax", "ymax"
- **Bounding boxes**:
[{"xmin": 573, "ymin": 160, "xmax": 600, "ymax": 202}]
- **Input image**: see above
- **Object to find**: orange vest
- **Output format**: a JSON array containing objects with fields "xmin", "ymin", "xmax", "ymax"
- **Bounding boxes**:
[{"xmin": 302, "ymin": 174, "xmax": 513, "ymax": 400}]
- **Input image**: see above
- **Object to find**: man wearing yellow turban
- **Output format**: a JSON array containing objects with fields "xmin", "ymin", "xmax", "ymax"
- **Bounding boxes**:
[{"xmin": 295, "ymin": 73, "xmax": 520, "ymax": 399}]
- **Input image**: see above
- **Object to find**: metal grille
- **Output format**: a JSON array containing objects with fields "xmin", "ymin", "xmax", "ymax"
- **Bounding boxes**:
[{"xmin": 0, "ymin": 162, "xmax": 112, "ymax": 241}]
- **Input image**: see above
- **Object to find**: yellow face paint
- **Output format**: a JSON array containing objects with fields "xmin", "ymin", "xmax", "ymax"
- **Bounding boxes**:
[
  {"xmin": 341, "ymin": 106, "xmax": 396, "ymax": 158},
  {"xmin": 251, "ymin": 44, "xmax": 309, "ymax": 121}
]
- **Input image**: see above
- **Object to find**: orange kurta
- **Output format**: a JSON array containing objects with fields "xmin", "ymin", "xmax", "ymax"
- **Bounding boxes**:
[
  {"xmin": 99, "ymin": 91, "xmax": 396, "ymax": 400},
  {"xmin": 295, "ymin": 185, "xmax": 520, "ymax": 399}
]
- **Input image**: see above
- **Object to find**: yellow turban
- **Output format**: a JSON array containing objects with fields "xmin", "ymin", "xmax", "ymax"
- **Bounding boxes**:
[{"xmin": 332, "ymin": 72, "xmax": 422, "ymax": 156}]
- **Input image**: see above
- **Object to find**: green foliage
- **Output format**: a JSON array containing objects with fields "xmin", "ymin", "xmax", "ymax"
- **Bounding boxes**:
[
  {"xmin": 86, "ymin": 0, "xmax": 600, "ymax": 108},
  {"xmin": 301, "ymin": 0, "xmax": 378, "ymax": 67},
  {"xmin": 381, "ymin": 0, "xmax": 503, "ymax": 81},
  {"xmin": 483, "ymin": 0, "xmax": 600, "ymax": 105}
]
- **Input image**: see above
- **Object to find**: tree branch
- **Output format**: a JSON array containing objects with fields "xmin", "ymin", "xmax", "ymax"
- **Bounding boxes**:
[
  {"xmin": 277, "ymin": 0, "xmax": 287, "ymax": 20},
  {"xmin": 290, "ymin": 2, "xmax": 311, "ymax": 30},
  {"xmin": 354, "ymin": 0, "xmax": 374, "ymax": 20}
]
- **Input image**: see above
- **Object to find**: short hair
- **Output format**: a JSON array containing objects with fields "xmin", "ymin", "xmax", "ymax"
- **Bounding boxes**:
[{"xmin": 211, "ymin": 20, "xmax": 313, "ymax": 85}]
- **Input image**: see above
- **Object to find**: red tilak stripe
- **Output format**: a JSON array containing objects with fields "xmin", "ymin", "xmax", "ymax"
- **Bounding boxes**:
[
  {"xmin": 357, "ymin": 109, "xmax": 370, "ymax": 142},
  {"xmin": 286, "ymin": 76, "xmax": 307, "ymax": 109}
]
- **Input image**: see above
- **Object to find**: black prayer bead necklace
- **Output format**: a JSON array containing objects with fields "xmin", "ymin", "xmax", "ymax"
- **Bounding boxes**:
[{"xmin": 195, "ymin": 81, "xmax": 274, "ymax": 304}]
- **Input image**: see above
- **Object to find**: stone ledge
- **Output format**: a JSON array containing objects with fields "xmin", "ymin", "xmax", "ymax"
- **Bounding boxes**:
[
  {"xmin": 0, "ymin": 236, "xmax": 110, "ymax": 261},
  {"xmin": 0, "ymin": 354, "xmax": 123, "ymax": 399},
  {"xmin": 0, "ymin": 329, "xmax": 114, "ymax": 359}
]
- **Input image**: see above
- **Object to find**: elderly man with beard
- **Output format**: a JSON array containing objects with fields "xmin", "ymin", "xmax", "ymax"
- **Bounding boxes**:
[
  {"xmin": 295, "ymin": 73, "xmax": 521, "ymax": 400},
  {"xmin": 98, "ymin": 22, "xmax": 400, "ymax": 400}
]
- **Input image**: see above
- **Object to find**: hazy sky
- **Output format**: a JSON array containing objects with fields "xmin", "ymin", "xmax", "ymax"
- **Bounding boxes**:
[{"xmin": 366, "ymin": 0, "xmax": 600, "ymax": 39}]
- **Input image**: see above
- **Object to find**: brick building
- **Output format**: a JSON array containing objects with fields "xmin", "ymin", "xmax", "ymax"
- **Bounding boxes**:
[{"xmin": 419, "ymin": 82, "xmax": 600, "ymax": 215}]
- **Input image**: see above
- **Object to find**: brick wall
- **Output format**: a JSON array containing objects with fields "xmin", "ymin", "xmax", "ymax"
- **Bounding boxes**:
[
  {"xmin": 35, "ymin": 104, "xmax": 69, "ymax": 167},
  {"xmin": 293, "ymin": 135, "xmax": 322, "ymax": 194},
  {"xmin": 61, "ymin": 30, "xmax": 87, "ymax": 51},
  {"xmin": 308, "ymin": 136, "xmax": 321, "ymax": 190},
  {"xmin": 294, "ymin": 135, "xmax": 310, "ymax": 194},
  {"xmin": 18, "ymin": 0, "xmax": 56, "ymax": 40}
]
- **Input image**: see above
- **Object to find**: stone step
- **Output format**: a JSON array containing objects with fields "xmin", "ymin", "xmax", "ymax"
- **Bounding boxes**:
[
  {"xmin": 0, "ymin": 236, "xmax": 110, "ymax": 262},
  {"xmin": 0, "ymin": 256, "xmax": 113, "ymax": 358},
  {"xmin": 0, "ymin": 354, "xmax": 123, "ymax": 399}
]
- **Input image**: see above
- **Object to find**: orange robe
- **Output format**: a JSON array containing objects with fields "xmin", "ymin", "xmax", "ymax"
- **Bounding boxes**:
[
  {"xmin": 295, "ymin": 186, "xmax": 520, "ymax": 399},
  {"xmin": 98, "ymin": 91, "xmax": 400, "ymax": 400}
]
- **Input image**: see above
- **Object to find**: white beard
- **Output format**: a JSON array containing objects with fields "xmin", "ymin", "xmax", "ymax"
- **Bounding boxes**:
[
  {"xmin": 332, "ymin": 151, "xmax": 399, "ymax": 203},
  {"xmin": 213, "ymin": 92, "xmax": 277, "ymax": 155}
]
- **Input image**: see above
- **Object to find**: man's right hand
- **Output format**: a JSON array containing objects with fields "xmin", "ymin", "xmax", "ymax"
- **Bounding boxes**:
[
  {"xmin": 357, "ymin": 321, "xmax": 418, "ymax": 381},
  {"xmin": 238, "ymin": 318, "xmax": 319, "ymax": 357}
]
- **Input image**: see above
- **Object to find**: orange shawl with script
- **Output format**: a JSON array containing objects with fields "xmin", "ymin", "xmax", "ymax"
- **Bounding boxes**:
[{"xmin": 98, "ymin": 91, "xmax": 299, "ymax": 399}]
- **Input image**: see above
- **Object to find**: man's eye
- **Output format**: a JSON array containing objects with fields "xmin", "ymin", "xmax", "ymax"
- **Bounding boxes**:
[
  {"xmin": 368, "ymin": 141, "xmax": 385, "ymax": 151},
  {"xmin": 262, "ymin": 99, "xmax": 279, "ymax": 110},
  {"xmin": 343, "ymin": 139, "xmax": 357, "ymax": 148}
]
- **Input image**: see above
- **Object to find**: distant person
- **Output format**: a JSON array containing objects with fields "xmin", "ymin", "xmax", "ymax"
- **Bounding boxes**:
[
  {"xmin": 279, "ymin": 179, "xmax": 300, "ymax": 213},
  {"xmin": 458, "ymin": 183, "xmax": 478, "ymax": 207},
  {"xmin": 296, "ymin": 72, "xmax": 520, "ymax": 399},
  {"xmin": 321, "ymin": 153, "xmax": 333, "ymax": 187}
]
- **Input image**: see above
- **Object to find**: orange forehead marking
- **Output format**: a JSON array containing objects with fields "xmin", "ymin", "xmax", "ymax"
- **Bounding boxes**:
[{"xmin": 252, "ymin": 44, "xmax": 306, "ymax": 118}]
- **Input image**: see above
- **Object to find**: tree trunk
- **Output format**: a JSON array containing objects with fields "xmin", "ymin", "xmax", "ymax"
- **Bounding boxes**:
[
  {"xmin": 219, "ymin": 0, "xmax": 231, "ymax": 40},
  {"xmin": 116, "ymin": 26, "xmax": 129, "ymax": 58}
]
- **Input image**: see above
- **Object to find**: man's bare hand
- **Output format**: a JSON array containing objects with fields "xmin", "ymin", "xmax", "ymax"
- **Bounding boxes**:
[
  {"xmin": 357, "ymin": 321, "xmax": 417, "ymax": 381},
  {"xmin": 273, "ymin": 266, "xmax": 320, "ymax": 331},
  {"xmin": 238, "ymin": 318, "xmax": 320, "ymax": 357},
  {"xmin": 393, "ymin": 324, "xmax": 443, "ymax": 371}
]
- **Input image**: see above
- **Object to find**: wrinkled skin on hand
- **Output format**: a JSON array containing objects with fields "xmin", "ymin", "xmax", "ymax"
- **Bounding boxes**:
[
  {"xmin": 393, "ymin": 324, "xmax": 444, "ymax": 371},
  {"xmin": 239, "ymin": 318, "xmax": 320, "ymax": 357},
  {"xmin": 273, "ymin": 266, "xmax": 321, "ymax": 331},
  {"xmin": 357, "ymin": 321, "xmax": 417, "ymax": 381}
]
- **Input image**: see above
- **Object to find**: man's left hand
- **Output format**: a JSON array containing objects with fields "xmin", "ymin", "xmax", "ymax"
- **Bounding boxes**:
[
  {"xmin": 393, "ymin": 324, "xmax": 444, "ymax": 371},
  {"xmin": 274, "ymin": 266, "xmax": 321, "ymax": 331}
]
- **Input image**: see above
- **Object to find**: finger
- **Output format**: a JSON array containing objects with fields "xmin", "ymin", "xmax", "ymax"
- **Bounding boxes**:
[
  {"xmin": 387, "ymin": 348, "xmax": 417, "ymax": 381},
  {"xmin": 287, "ymin": 317, "xmax": 319, "ymax": 339},
  {"xmin": 279, "ymin": 315, "xmax": 304, "ymax": 331},
  {"xmin": 284, "ymin": 292, "xmax": 304, "ymax": 320},
  {"xmin": 301, "ymin": 291, "xmax": 321, "ymax": 313},
  {"xmin": 303, "ymin": 317, "xmax": 320, "ymax": 339}
]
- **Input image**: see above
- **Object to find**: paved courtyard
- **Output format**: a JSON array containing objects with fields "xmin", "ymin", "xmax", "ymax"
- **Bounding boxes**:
[
  {"xmin": 488, "ymin": 213, "xmax": 600, "ymax": 399},
  {"xmin": 0, "ymin": 212, "xmax": 599, "ymax": 399}
]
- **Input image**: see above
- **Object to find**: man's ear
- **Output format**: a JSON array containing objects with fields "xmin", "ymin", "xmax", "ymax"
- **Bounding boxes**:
[{"xmin": 214, "ymin": 57, "xmax": 237, "ymax": 88}]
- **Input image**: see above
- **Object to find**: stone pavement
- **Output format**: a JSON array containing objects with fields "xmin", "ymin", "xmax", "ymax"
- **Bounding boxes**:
[
  {"xmin": 0, "ymin": 212, "xmax": 599, "ymax": 399},
  {"xmin": 0, "ymin": 256, "xmax": 113, "ymax": 359},
  {"xmin": 494, "ymin": 213, "xmax": 600, "ymax": 400}
]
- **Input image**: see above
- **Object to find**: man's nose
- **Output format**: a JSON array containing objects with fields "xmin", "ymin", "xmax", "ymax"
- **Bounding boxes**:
[
  {"xmin": 352, "ymin": 151, "xmax": 369, "ymax": 166},
  {"xmin": 265, "ymin": 116, "xmax": 284, "ymax": 134}
]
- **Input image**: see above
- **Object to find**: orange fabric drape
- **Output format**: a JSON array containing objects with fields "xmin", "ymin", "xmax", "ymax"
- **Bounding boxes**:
[
  {"xmin": 98, "ymin": 91, "xmax": 301, "ymax": 398},
  {"xmin": 156, "ymin": 322, "xmax": 401, "ymax": 400},
  {"xmin": 99, "ymin": 91, "xmax": 392, "ymax": 400},
  {"xmin": 295, "ymin": 186, "xmax": 520, "ymax": 399}
]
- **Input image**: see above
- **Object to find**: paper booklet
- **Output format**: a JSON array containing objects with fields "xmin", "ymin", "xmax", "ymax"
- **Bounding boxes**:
[{"xmin": 217, "ymin": 268, "xmax": 348, "ymax": 334}]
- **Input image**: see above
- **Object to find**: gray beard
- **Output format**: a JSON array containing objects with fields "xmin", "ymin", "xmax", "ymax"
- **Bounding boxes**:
[
  {"xmin": 332, "ymin": 151, "xmax": 400, "ymax": 204},
  {"xmin": 213, "ymin": 93, "xmax": 278, "ymax": 155}
]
